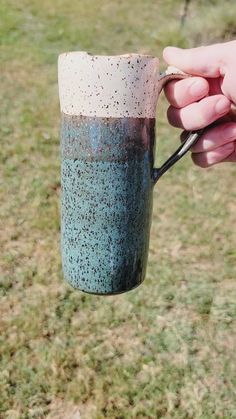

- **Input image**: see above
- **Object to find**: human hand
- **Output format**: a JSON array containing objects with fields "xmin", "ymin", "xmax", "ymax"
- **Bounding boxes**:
[{"xmin": 163, "ymin": 40, "xmax": 236, "ymax": 167}]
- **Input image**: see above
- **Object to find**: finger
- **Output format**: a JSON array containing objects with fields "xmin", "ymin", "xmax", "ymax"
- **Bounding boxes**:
[
  {"xmin": 164, "ymin": 77, "xmax": 209, "ymax": 108},
  {"xmin": 163, "ymin": 44, "xmax": 227, "ymax": 78},
  {"xmin": 189, "ymin": 122, "xmax": 236, "ymax": 153},
  {"xmin": 191, "ymin": 142, "xmax": 235, "ymax": 168},
  {"xmin": 167, "ymin": 95, "xmax": 231, "ymax": 130}
]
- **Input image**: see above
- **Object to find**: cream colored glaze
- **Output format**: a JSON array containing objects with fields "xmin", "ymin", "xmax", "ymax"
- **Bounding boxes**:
[{"xmin": 58, "ymin": 52, "xmax": 160, "ymax": 118}]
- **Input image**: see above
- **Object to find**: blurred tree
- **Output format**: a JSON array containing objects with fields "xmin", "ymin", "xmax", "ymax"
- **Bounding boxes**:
[{"xmin": 181, "ymin": 0, "xmax": 191, "ymax": 27}]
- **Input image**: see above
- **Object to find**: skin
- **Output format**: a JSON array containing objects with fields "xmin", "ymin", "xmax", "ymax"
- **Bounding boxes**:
[{"xmin": 163, "ymin": 40, "xmax": 236, "ymax": 168}]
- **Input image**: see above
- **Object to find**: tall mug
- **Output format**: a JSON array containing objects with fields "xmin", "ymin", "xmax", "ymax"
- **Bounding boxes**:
[{"xmin": 58, "ymin": 52, "xmax": 201, "ymax": 295}]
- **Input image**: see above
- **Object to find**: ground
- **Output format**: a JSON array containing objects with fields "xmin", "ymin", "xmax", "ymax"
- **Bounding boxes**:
[{"xmin": 1, "ymin": 0, "xmax": 236, "ymax": 418}]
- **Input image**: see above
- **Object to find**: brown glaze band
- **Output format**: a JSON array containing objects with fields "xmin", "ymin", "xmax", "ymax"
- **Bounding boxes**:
[{"xmin": 61, "ymin": 113, "xmax": 156, "ymax": 162}]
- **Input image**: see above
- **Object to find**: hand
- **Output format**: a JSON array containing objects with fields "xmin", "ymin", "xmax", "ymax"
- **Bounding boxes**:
[{"xmin": 163, "ymin": 40, "xmax": 236, "ymax": 167}]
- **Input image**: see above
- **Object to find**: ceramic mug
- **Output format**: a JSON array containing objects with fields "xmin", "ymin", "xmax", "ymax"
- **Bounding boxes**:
[{"xmin": 58, "ymin": 52, "xmax": 202, "ymax": 295}]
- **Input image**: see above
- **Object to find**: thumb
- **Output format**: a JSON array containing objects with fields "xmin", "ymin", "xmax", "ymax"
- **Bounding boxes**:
[{"xmin": 163, "ymin": 43, "xmax": 227, "ymax": 78}]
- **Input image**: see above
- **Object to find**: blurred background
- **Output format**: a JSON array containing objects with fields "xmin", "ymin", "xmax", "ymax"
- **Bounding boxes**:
[{"xmin": 1, "ymin": 0, "xmax": 236, "ymax": 417}]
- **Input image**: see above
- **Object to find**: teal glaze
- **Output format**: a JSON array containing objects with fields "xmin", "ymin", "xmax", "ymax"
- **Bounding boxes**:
[
  {"xmin": 61, "ymin": 159, "xmax": 153, "ymax": 294},
  {"xmin": 61, "ymin": 114, "xmax": 156, "ymax": 294}
]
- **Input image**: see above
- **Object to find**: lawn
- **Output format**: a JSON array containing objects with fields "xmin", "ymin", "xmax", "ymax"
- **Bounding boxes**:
[{"xmin": 1, "ymin": 0, "xmax": 236, "ymax": 417}]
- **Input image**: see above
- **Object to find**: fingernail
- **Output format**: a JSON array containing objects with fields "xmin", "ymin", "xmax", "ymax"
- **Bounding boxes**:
[
  {"xmin": 207, "ymin": 143, "xmax": 234, "ymax": 165},
  {"xmin": 215, "ymin": 97, "xmax": 230, "ymax": 115},
  {"xmin": 190, "ymin": 79, "xmax": 208, "ymax": 97}
]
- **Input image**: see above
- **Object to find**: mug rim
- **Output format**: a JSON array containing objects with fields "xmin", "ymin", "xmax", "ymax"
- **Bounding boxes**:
[{"xmin": 58, "ymin": 51, "xmax": 158, "ymax": 60}]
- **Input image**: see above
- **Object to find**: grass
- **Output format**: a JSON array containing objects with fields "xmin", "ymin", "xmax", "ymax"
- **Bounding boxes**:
[{"xmin": 1, "ymin": 0, "xmax": 236, "ymax": 417}]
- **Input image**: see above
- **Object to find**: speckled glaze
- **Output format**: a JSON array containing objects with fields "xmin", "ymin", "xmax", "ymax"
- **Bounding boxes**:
[
  {"xmin": 58, "ymin": 52, "xmax": 159, "ymax": 118},
  {"xmin": 58, "ymin": 52, "xmax": 192, "ymax": 295},
  {"xmin": 61, "ymin": 114, "xmax": 155, "ymax": 294}
]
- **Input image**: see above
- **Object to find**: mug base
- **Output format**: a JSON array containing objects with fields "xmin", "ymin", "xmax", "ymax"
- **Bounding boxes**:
[{"xmin": 66, "ymin": 279, "xmax": 145, "ymax": 296}]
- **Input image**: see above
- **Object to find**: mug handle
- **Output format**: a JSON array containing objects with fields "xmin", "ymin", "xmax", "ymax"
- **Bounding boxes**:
[{"xmin": 152, "ymin": 66, "xmax": 204, "ymax": 184}]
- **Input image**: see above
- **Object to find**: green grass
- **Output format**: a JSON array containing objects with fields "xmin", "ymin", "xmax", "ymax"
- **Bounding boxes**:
[{"xmin": 1, "ymin": 0, "xmax": 236, "ymax": 417}]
